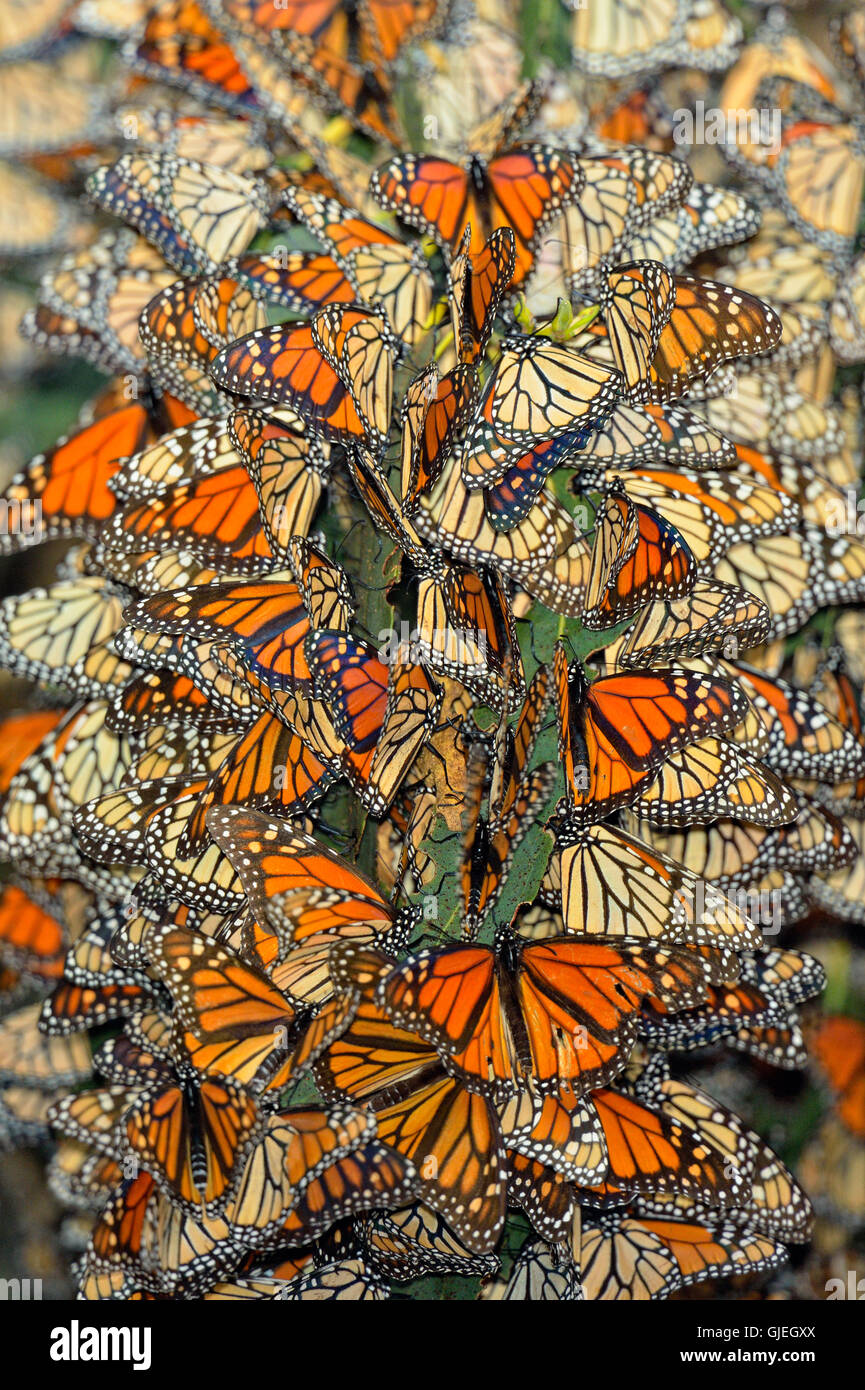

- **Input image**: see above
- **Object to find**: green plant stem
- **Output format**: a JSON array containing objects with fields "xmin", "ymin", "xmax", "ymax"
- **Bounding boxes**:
[{"xmin": 331, "ymin": 469, "xmax": 397, "ymax": 881}]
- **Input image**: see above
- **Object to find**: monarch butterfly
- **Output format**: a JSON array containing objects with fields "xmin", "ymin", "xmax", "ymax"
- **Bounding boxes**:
[
  {"xmin": 88, "ymin": 152, "xmax": 272, "ymax": 273},
  {"xmin": 0, "ymin": 883, "xmax": 66, "ymax": 980},
  {"xmin": 238, "ymin": 1244, "xmax": 363, "ymax": 1287},
  {"xmin": 554, "ymin": 822, "xmax": 764, "ymax": 951},
  {"xmin": 304, "ymin": 630, "xmax": 441, "ymax": 810},
  {"xmin": 1, "ymin": 701, "xmax": 136, "ymax": 882},
  {"xmin": 636, "ymin": 1063, "xmax": 814, "ymax": 1239},
  {"xmin": 284, "ymin": 539, "xmax": 354, "ymax": 632},
  {"xmin": 97, "ymin": 457, "xmax": 277, "ymax": 578},
  {"xmin": 0, "ymin": 60, "xmax": 109, "ymax": 158},
  {"xmin": 47, "ymin": 1080, "xmax": 133, "ymax": 1166},
  {"xmin": 144, "ymin": 793, "xmax": 267, "ymax": 915},
  {"xmin": 590, "ymin": 1085, "xmax": 745, "ymax": 1207},
  {"xmin": 282, "ymin": 184, "xmax": 434, "ymax": 346},
  {"xmin": 620, "ymin": 184, "xmax": 761, "ymax": 272},
  {"xmin": 125, "ymin": 110, "xmax": 272, "ymax": 175},
  {"xmin": 480, "ymin": 433, "xmax": 598, "ymax": 533},
  {"xmin": 748, "ymin": 300, "xmax": 829, "ymax": 378},
  {"xmin": 17, "ymin": 303, "xmax": 104, "ymax": 377},
  {"xmin": 209, "ymin": 308, "xmax": 394, "ymax": 452},
  {"xmin": 416, "ymin": 450, "xmax": 572, "ymax": 586},
  {"xmin": 764, "ymin": 117, "xmax": 865, "ymax": 261},
  {"xmin": 600, "ymin": 260, "xmax": 675, "ymax": 391},
  {"xmin": 110, "ymin": 898, "xmax": 229, "ymax": 973},
  {"xmin": 717, "ymin": 207, "xmax": 837, "ymax": 310},
  {"xmin": 108, "ymin": 416, "xmax": 237, "ymax": 504},
  {"xmin": 371, "ymin": 82, "xmax": 586, "ymax": 286},
  {"xmin": 828, "ymin": 250, "xmax": 865, "ymax": 364},
  {"xmin": 376, "ymin": 932, "xmax": 716, "ymax": 1104},
  {"xmin": 225, "ymin": 1106, "xmax": 412, "ymax": 1246},
  {"xmin": 129, "ymin": 0, "xmax": 260, "ymax": 112},
  {"xmin": 554, "ymin": 643, "xmax": 748, "ymax": 823},
  {"xmin": 149, "ymin": 925, "xmax": 355, "ymax": 1096},
  {"xmin": 0, "ymin": 578, "xmax": 129, "ymax": 700},
  {"xmin": 509, "ymin": 1083, "xmax": 742, "ymax": 1236},
  {"xmin": 362, "ymin": 1201, "xmax": 499, "ymax": 1281},
  {"xmin": 581, "ymin": 465, "xmax": 802, "ymax": 570},
  {"xmin": 316, "ymin": 996, "xmax": 507, "ymax": 1254},
  {"xmin": 595, "ymin": 84, "xmax": 676, "ymax": 148},
  {"xmin": 480, "ymin": 1238, "xmax": 580, "ymax": 1301},
  {"xmin": 642, "ymin": 948, "xmax": 826, "ymax": 1054},
  {"xmin": 625, "ymin": 276, "xmax": 782, "ymax": 403},
  {"xmin": 82, "ymin": 163, "xmax": 200, "ymax": 275},
  {"xmin": 307, "ymin": 652, "xmax": 443, "ymax": 819},
  {"xmin": 115, "ymin": 628, "xmax": 258, "ymax": 723},
  {"xmin": 203, "ymin": 1260, "xmax": 390, "ymax": 1300},
  {"xmin": 347, "ymin": 450, "xmax": 526, "ymax": 710},
  {"xmin": 570, "ymin": 0, "xmax": 740, "ymax": 78},
  {"xmin": 562, "ymin": 150, "xmax": 693, "ymax": 296},
  {"xmin": 831, "ymin": 8, "xmax": 865, "ymax": 98},
  {"xmin": 728, "ymin": 1016, "xmax": 808, "ymax": 1071},
  {"xmin": 461, "ymin": 334, "xmax": 621, "ymax": 485},
  {"xmin": 420, "ymin": 561, "xmax": 526, "ymax": 711},
  {"xmin": 730, "ymin": 443, "xmax": 851, "ymax": 536},
  {"xmin": 224, "ymin": 1098, "xmax": 372, "ymax": 1242},
  {"xmin": 216, "ymin": 0, "xmax": 402, "ymax": 144},
  {"xmin": 401, "ymin": 363, "xmax": 479, "ymax": 513},
  {"xmin": 228, "ymin": 409, "xmax": 330, "ymax": 561},
  {"xmin": 583, "ymin": 489, "xmax": 696, "ymax": 629},
  {"xmin": 206, "ymin": 806, "xmax": 401, "ymax": 952},
  {"xmin": 0, "ymin": 0, "xmax": 70, "ymax": 61},
  {"xmin": 635, "ymin": 1177, "xmax": 810, "ymax": 1258},
  {"xmin": 812, "ymin": 1015, "xmax": 865, "ymax": 1139},
  {"xmin": 713, "ymin": 526, "xmax": 865, "ymax": 640},
  {"xmin": 303, "ymin": 630, "xmax": 383, "ymax": 747},
  {"xmin": 497, "ymin": 1077, "xmax": 607, "ymax": 1185},
  {"xmin": 86, "ymin": 1169, "xmax": 245, "ymax": 1294},
  {"xmin": 127, "ymin": 578, "xmax": 314, "ymax": 694},
  {"xmin": 718, "ymin": 6, "xmax": 839, "ymax": 161},
  {"xmin": 0, "ymin": 402, "xmax": 152, "ymax": 556},
  {"xmin": 296, "ymin": 1147, "xmax": 422, "ymax": 1251},
  {"xmin": 92, "ymin": 1031, "xmax": 263, "ymax": 1216},
  {"xmin": 171, "ymin": 712, "xmax": 336, "ymax": 858},
  {"xmin": 350, "ymin": 0, "xmax": 450, "ymax": 68},
  {"xmin": 606, "ymin": 581, "xmax": 769, "ymax": 670},
  {"xmin": 697, "ymin": 373, "xmax": 846, "ymax": 465},
  {"xmin": 0, "ymin": 163, "xmax": 80, "ymax": 259},
  {"xmin": 35, "ymin": 230, "xmax": 178, "ymax": 378},
  {"xmin": 47, "ymin": 1142, "xmax": 125, "ymax": 1211},
  {"xmin": 140, "ymin": 276, "xmax": 267, "ymax": 416},
  {"xmin": 504, "ymin": 1150, "xmax": 575, "ymax": 1243},
  {"xmin": 629, "ymin": 798, "xmax": 857, "ymax": 889},
  {"xmin": 229, "ymin": 247, "xmax": 355, "ymax": 314},
  {"xmin": 724, "ymin": 660, "xmax": 865, "ymax": 782},
  {"xmin": 314, "ymin": 302, "xmax": 400, "ymax": 447},
  {"xmin": 0, "ymin": 710, "xmax": 66, "ymax": 797},
  {"xmin": 578, "ymin": 1201, "xmax": 786, "ymax": 1300},
  {"xmin": 39, "ymin": 957, "xmax": 154, "ymax": 1037},
  {"xmin": 809, "ymin": 816, "xmax": 865, "ymax": 925},
  {"xmin": 0, "ymin": 1001, "xmax": 91, "ymax": 1090},
  {"xmin": 633, "ymin": 732, "xmax": 796, "ymax": 830},
  {"xmin": 449, "ymin": 225, "xmax": 516, "ymax": 366},
  {"xmin": 131, "ymin": 709, "xmax": 245, "ymax": 782}
]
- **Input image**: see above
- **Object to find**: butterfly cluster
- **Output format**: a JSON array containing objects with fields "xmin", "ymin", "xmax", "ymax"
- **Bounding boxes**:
[{"xmin": 0, "ymin": 0, "xmax": 863, "ymax": 1303}]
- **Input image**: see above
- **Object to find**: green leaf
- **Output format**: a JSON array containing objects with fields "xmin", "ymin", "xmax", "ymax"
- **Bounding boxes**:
[
  {"xmin": 411, "ymin": 814, "xmax": 464, "ymax": 944},
  {"xmin": 478, "ymin": 820, "xmax": 556, "ymax": 946}
]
